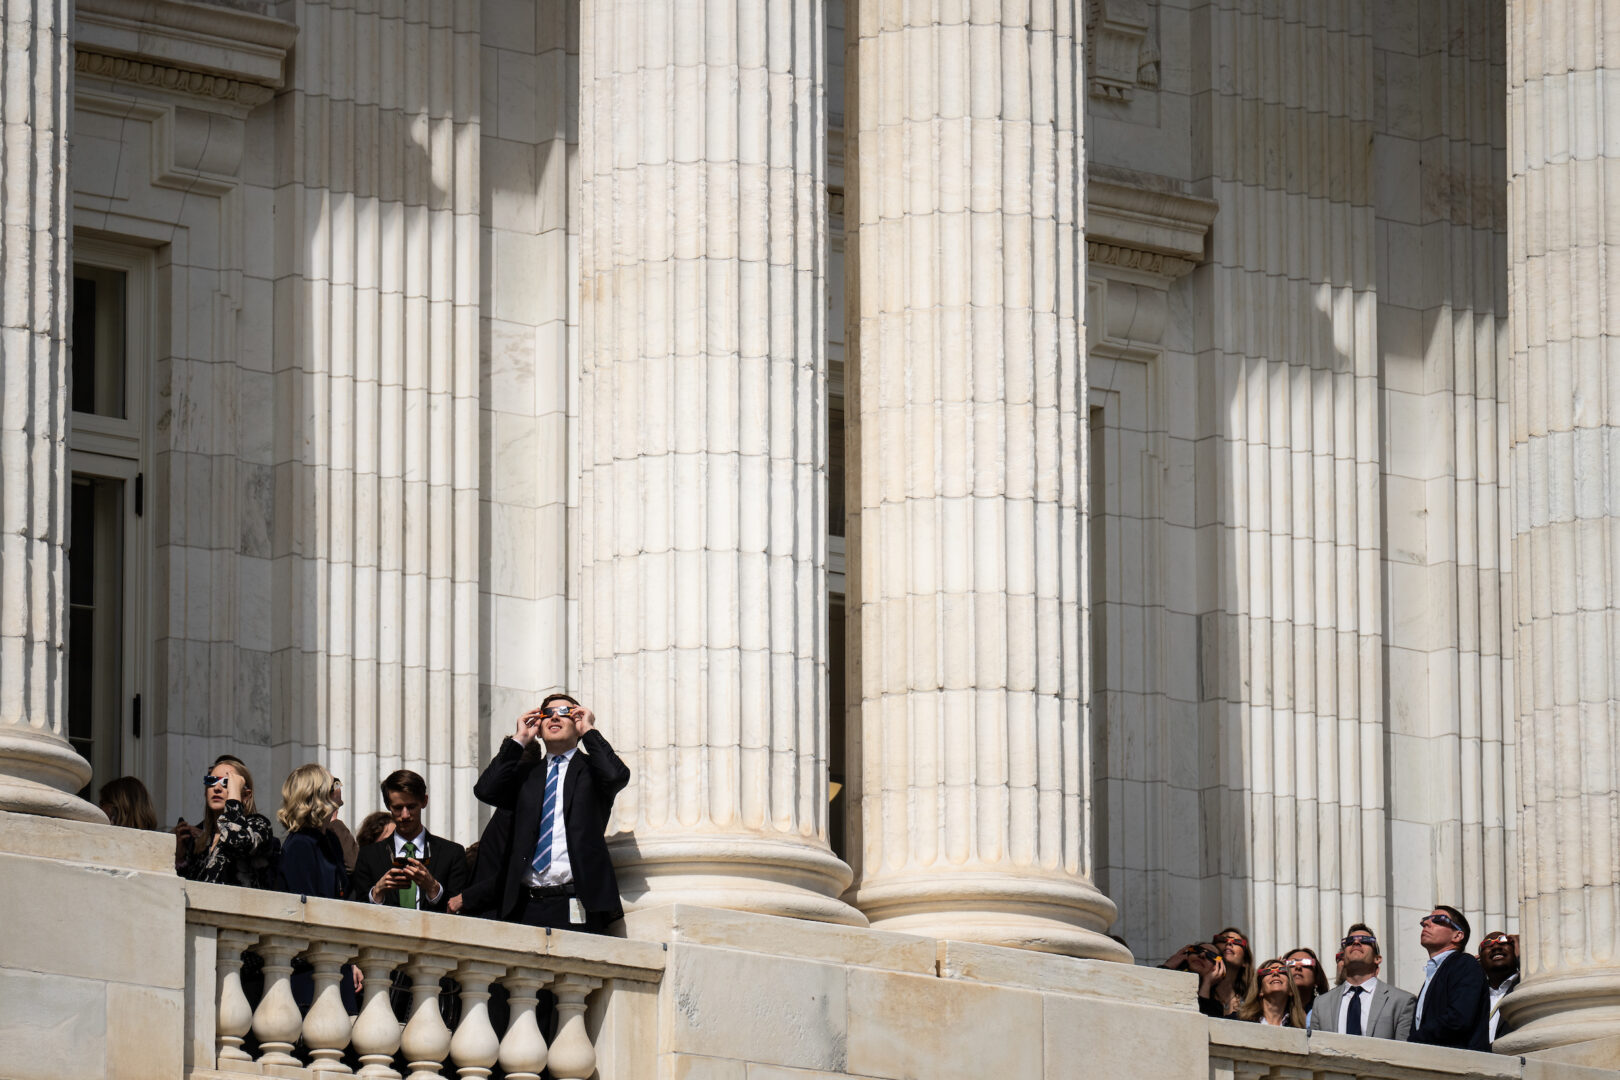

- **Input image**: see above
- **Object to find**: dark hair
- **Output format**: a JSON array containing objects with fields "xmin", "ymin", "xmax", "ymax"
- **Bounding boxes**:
[
  {"xmin": 539, "ymin": 692, "xmax": 580, "ymax": 713},
  {"xmin": 1283, "ymin": 946, "xmax": 1330, "ymax": 997},
  {"xmin": 99, "ymin": 776, "xmax": 158, "ymax": 831},
  {"xmin": 1345, "ymin": 922, "xmax": 1382, "ymax": 959},
  {"xmin": 1213, "ymin": 926, "xmax": 1256, "ymax": 999},
  {"xmin": 1435, "ymin": 905, "xmax": 1471, "ymax": 950},
  {"xmin": 380, "ymin": 769, "xmax": 428, "ymax": 803},
  {"xmin": 356, "ymin": 810, "xmax": 394, "ymax": 846}
]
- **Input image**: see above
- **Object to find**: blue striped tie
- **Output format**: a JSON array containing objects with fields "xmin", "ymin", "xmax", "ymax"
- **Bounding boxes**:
[{"xmin": 531, "ymin": 757, "xmax": 562, "ymax": 876}]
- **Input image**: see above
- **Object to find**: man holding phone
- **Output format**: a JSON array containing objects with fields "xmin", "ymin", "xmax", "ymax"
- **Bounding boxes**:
[
  {"xmin": 349, "ymin": 769, "xmax": 471, "ymax": 913},
  {"xmin": 472, "ymin": 693, "xmax": 631, "ymax": 931}
]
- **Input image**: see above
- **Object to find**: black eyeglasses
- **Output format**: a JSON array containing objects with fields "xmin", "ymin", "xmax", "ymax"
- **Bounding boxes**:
[
  {"xmin": 1341, "ymin": 934, "xmax": 1377, "ymax": 947},
  {"xmin": 1421, "ymin": 913, "xmax": 1461, "ymax": 932}
]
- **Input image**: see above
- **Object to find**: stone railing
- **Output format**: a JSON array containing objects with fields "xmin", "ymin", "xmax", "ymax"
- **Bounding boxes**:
[
  {"xmin": 1210, "ymin": 1019, "xmax": 1525, "ymax": 1080},
  {"xmin": 182, "ymin": 882, "xmax": 664, "ymax": 1079}
]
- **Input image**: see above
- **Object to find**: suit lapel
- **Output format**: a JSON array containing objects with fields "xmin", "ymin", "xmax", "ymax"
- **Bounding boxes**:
[{"xmin": 1364, "ymin": 982, "xmax": 1388, "ymax": 1032}]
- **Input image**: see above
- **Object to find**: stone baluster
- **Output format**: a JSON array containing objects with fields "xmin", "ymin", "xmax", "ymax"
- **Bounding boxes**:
[
  {"xmin": 577, "ymin": 0, "xmax": 860, "ymax": 923},
  {"xmin": 351, "ymin": 947, "xmax": 409, "ymax": 1079},
  {"xmin": 844, "ymin": 0, "xmax": 1122, "ymax": 957},
  {"xmin": 213, "ymin": 929, "xmax": 259, "ymax": 1071},
  {"xmin": 303, "ymin": 941, "xmax": 359, "ymax": 1072},
  {"xmin": 496, "ymin": 967, "xmax": 550, "ymax": 1080},
  {"xmin": 544, "ymin": 974, "xmax": 600, "ymax": 1080},
  {"xmin": 400, "ymin": 954, "xmax": 456, "ymax": 1080},
  {"xmin": 252, "ymin": 935, "xmax": 309, "ymax": 1069},
  {"xmin": 0, "ymin": 0, "xmax": 104, "ymax": 824},
  {"xmin": 1498, "ymin": 0, "xmax": 1620, "ymax": 1054},
  {"xmin": 447, "ymin": 960, "xmax": 505, "ymax": 1080}
]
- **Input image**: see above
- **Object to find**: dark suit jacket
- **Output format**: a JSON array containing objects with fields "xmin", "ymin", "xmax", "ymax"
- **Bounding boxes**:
[
  {"xmin": 1409, "ymin": 950, "xmax": 1491, "ymax": 1051},
  {"xmin": 348, "ymin": 830, "xmax": 470, "ymax": 914},
  {"xmin": 279, "ymin": 828, "xmax": 350, "ymax": 900},
  {"xmin": 457, "ymin": 807, "xmax": 514, "ymax": 918},
  {"xmin": 472, "ymin": 730, "xmax": 632, "ymax": 923}
]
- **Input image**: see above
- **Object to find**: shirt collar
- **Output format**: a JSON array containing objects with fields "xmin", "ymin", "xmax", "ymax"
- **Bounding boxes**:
[
  {"xmin": 1350, "ymin": 976, "xmax": 1379, "ymax": 994},
  {"xmin": 392, "ymin": 829, "xmax": 428, "ymax": 857},
  {"xmin": 548, "ymin": 746, "xmax": 579, "ymax": 765},
  {"xmin": 1428, "ymin": 947, "xmax": 1457, "ymax": 968}
]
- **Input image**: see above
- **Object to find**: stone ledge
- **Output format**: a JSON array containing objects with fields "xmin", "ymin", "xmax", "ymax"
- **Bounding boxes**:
[
  {"xmin": 1087, "ymin": 164, "xmax": 1219, "ymax": 285},
  {"xmin": 1210, "ymin": 1020, "xmax": 1522, "ymax": 1078},
  {"xmin": 937, "ymin": 938, "xmax": 1197, "ymax": 1010},
  {"xmin": 0, "ymin": 807, "xmax": 173, "ymax": 873},
  {"xmin": 74, "ymin": 0, "xmax": 297, "ymax": 108},
  {"xmin": 185, "ymin": 881, "xmax": 666, "ymax": 982},
  {"xmin": 623, "ymin": 904, "xmax": 936, "ymax": 975}
]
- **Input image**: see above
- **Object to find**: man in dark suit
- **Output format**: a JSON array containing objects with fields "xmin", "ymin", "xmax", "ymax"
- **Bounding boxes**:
[
  {"xmin": 349, "ymin": 769, "xmax": 471, "ymax": 913},
  {"xmin": 1309, "ymin": 923, "xmax": 1417, "ymax": 1039},
  {"xmin": 1408, "ymin": 905, "xmax": 1491, "ymax": 1051},
  {"xmin": 472, "ymin": 693, "xmax": 631, "ymax": 931}
]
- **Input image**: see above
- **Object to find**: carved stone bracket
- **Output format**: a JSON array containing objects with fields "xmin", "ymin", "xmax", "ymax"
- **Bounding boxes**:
[
  {"xmin": 1087, "ymin": 0, "xmax": 1160, "ymax": 102},
  {"xmin": 73, "ymin": 0, "xmax": 297, "ymax": 115}
]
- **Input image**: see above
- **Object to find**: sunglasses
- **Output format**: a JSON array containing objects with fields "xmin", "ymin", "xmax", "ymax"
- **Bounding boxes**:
[
  {"xmin": 1214, "ymin": 936, "xmax": 1248, "ymax": 948},
  {"xmin": 1258, "ymin": 964, "xmax": 1287, "ymax": 977},
  {"xmin": 1341, "ymin": 934, "xmax": 1377, "ymax": 947},
  {"xmin": 1482, "ymin": 934, "xmax": 1512, "ymax": 947},
  {"xmin": 1421, "ymin": 913, "xmax": 1461, "ymax": 932},
  {"xmin": 1282, "ymin": 957, "xmax": 1315, "ymax": 969},
  {"xmin": 542, "ymin": 706, "xmax": 572, "ymax": 719},
  {"xmin": 203, "ymin": 775, "xmax": 229, "ymax": 789}
]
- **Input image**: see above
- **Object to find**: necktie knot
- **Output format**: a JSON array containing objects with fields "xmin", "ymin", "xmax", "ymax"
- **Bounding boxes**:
[{"xmin": 1349, "ymin": 986, "xmax": 1363, "ymax": 996}]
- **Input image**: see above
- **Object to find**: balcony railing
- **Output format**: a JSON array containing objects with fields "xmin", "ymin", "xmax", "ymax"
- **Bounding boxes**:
[
  {"xmin": 1210, "ymin": 1016, "xmax": 1521, "ymax": 1080},
  {"xmin": 183, "ymin": 881, "xmax": 664, "ymax": 1079}
]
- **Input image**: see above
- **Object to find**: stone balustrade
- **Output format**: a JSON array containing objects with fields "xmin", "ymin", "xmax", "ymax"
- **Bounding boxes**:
[
  {"xmin": 181, "ymin": 882, "xmax": 664, "ymax": 1079},
  {"xmin": 1209, "ymin": 1020, "xmax": 1536, "ymax": 1080}
]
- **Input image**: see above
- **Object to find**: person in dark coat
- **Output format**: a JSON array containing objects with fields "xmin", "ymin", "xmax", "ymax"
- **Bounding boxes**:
[
  {"xmin": 349, "ymin": 769, "xmax": 471, "ymax": 913},
  {"xmin": 1409, "ymin": 905, "xmax": 1491, "ymax": 1051},
  {"xmin": 472, "ymin": 694, "xmax": 631, "ymax": 931},
  {"xmin": 275, "ymin": 763, "xmax": 357, "ymax": 1013}
]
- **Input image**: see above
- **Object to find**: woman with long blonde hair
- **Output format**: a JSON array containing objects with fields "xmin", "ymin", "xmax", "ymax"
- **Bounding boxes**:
[
  {"xmin": 276, "ymin": 763, "xmax": 348, "ymax": 899},
  {"xmin": 1237, "ymin": 958, "xmax": 1309, "ymax": 1027}
]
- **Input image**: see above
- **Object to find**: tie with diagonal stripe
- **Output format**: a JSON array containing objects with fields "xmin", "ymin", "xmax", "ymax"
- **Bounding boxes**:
[{"xmin": 531, "ymin": 756, "xmax": 563, "ymax": 877}]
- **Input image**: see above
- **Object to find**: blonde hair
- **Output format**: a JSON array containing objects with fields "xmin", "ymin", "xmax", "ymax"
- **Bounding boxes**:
[
  {"xmin": 98, "ymin": 776, "xmax": 158, "ymax": 831},
  {"xmin": 1237, "ymin": 958, "xmax": 1309, "ymax": 1028},
  {"xmin": 201, "ymin": 755, "xmax": 258, "ymax": 842},
  {"xmin": 277, "ymin": 763, "xmax": 338, "ymax": 832}
]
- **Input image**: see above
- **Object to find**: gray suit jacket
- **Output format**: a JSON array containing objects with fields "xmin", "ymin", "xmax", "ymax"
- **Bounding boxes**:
[{"xmin": 1309, "ymin": 979, "xmax": 1418, "ymax": 1040}]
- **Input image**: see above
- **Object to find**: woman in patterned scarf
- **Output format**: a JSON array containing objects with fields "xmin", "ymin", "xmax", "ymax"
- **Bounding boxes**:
[{"xmin": 176, "ymin": 754, "xmax": 277, "ymax": 888}]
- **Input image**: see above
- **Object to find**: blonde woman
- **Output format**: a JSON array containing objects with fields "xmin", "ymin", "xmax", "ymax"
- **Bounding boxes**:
[
  {"xmin": 1237, "ymin": 958, "xmax": 1309, "ymax": 1027},
  {"xmin": 276, "ymin": 763, "xmax": 348, "ymax": 900}
]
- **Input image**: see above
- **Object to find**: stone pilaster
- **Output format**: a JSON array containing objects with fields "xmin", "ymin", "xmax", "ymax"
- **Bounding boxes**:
[
  {"xmin": 0, "ymin": 0, "xmax": 102, "ymax": 822},
  {"xmin": 1498, "ymin": 0, "xmax": 1620, "ymax": 1056},
  {"xmin": 577, "ymin": 0, "xmax": 861, "ymax": 924},
  {"xmin": 843, "ymin": 0, "xmax": 1125, "ymax": 958}
]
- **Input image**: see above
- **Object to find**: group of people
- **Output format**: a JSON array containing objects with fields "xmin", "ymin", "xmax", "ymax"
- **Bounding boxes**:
[
  {"xmin": 1163, "ymin": 909, "xmax": 1522, "ymax": 1051},
  {"xmin": 98, "ymin": 693, "xmax": 631, "ymax": 933}
]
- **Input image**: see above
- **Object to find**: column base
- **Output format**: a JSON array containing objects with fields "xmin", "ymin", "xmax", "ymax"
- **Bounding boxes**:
[
  {"xmin": 0, "ymin": 725, "xmax": 105, "ymax": 823},
  {"xmin": 1496, "ymin": 971, "xmax": 1620, "ymax": 1060},
  {"xmin": 610, "ymin": 834, "xmax": 868, "ymax": 927},
  {"xmin": 848, "ymin": 870, "xmax": 1129, "ymax": 961}
]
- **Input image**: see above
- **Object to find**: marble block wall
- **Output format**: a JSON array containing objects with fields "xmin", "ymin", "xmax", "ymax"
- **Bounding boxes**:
[{"xmin": 477, "ymin": 0, "xmax": 579, "ymax": 777}]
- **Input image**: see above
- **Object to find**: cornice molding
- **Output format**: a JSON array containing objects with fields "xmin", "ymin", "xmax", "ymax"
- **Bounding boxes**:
[
  {"xmin": 73, "ymin": 0, "xmax": 297, "ymax": 111},
  {"xmin": 1086, "ymin": 166, "xmax": 1218, "ymax": 285}
]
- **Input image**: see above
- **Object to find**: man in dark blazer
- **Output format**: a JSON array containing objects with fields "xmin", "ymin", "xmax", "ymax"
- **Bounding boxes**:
[
  {"xmin": 1309, "ymin": 924, "xmax": 1417, "ymax": 1039},
  {"xmin": 1409, "ymin": 905, "xmax": 1491, "ymax": 1051},
  {"xmin": 349, "ymin": 769, "xmax": 471, "ymax": 914},
  {"xmin": 472, "ymin": 693, "xmax": 631, "ymax": 931}
]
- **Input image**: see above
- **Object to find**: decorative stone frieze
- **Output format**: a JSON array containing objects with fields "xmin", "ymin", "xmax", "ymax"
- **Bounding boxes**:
[
  {"xmin": 74, "ymin": 49, "xmax": 276, "ymax": 109},
  {"xmin": 577, "ymin": 0, "xmax": 861, "ymax": 924},
  {"xmin": 1086, "ymin": 0, "xmax": 1160, "ymax": 102}
]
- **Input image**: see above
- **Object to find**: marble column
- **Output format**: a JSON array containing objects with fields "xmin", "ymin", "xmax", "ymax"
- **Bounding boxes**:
[
  {"xmin": 1498, "ymin": 0, "xmax": 1620, "ymax": 1055},
  {"xmin": 578, "ymin": 0, "xmax": 862, "ymax": 923},
  {"xmin": 0, "ymin": 0, "xmax": 102, "ymax": 822},
  {"xmin": 843, "ymin": 0, "xmax": 1125, "ymax": 957}
]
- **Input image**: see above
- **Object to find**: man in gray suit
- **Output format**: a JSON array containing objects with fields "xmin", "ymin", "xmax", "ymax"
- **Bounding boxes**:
[{"xmin": 1308, "ymin": 924, "xmax": 1418, "ymax": 1040}]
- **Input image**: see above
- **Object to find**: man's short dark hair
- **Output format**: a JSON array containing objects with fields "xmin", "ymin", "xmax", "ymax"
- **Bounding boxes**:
[
  {"xmin": 1435, "ymin": 905, "xmax": 1471, "ymax": 950},
  {"xmin": 1346, "ymin": 922, "xmax": 1382, "ymax": 959},
  {"xmin": 381, "ymin": 769, "xmax": 428, "ymax": 803},
  {"xmin": 540, "ymin": 692, "xmax": 579, "ymax": 713}
]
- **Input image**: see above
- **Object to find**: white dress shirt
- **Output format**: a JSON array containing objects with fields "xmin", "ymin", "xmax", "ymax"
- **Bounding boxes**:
[
  {"xmin": 1415, "ymin": 947, "xmax": 1456, "ymax": 1029},
  {"xmin": 1339, "ymin": 976, "xmax": 1379, "ymax": 1033},
  {"xmin": 371, "ymin": 829, "xmax": 443, "ymax": 906},
  {"xmin": 524, "ymin": 747, "xmax": 576, "ymax": 888},
  {"xmin": 1488, "ymin": 972, "xmax": 1519, "ymax": 1040}
]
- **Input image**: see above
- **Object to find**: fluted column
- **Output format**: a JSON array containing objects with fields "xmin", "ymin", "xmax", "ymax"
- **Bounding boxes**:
[
  {"xmin": 578, "ymin": 0, "xmax": 861, "ymax": 923},
  {"xmin": 1498, "ymin": 0, "xmax": 1620, "ymax": 1054},
  {"xmin": 0, "ymin": 0, "xmax": 101, "ymax": 823},
  {"xmin": 842, "ymin": 0, "xmax": 1123, "ymax": 958}
]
